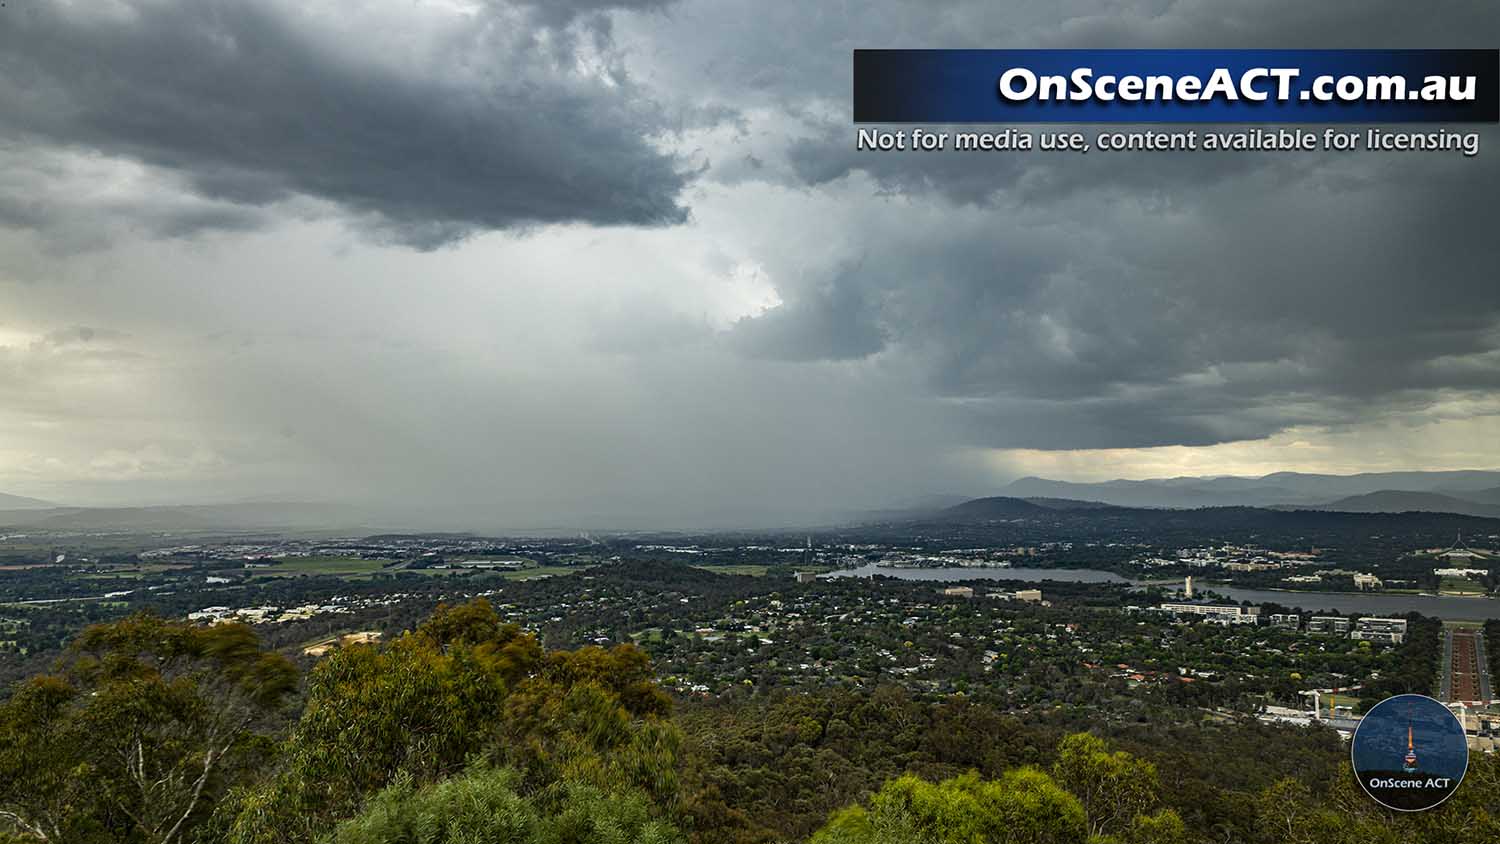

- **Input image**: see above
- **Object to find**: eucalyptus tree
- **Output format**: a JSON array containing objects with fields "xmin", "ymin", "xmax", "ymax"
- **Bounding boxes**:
[{"xmin": 0, "ymin": 614, "xmax": 296, "ymax": 844}]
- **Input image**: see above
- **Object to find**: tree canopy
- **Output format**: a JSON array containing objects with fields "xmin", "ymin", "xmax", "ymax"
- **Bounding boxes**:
[
  {"xmin": 2, "ymin": 597, "xmax": 1499, "ymax": 844},
  {"xmin": 0, "ymin": 614, "xmax": 296, "ymax": 844},
  {"xmin": 219, "ymin": 598, "xmax": 679, "ymax": 843},
  {"xmin": 325, "ymin": 766, "xmax": 683, "ymax": 844}
]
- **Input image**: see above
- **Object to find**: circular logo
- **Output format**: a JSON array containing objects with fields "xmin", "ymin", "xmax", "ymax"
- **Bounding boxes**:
[{"xmin": 1351, "ymin": 693, "xmax": 1469, "ymax": 812}]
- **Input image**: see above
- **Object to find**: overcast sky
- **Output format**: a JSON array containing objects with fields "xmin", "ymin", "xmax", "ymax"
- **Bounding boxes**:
[{"xmin": 0, "ymin": 0, "xmax": 1496, "ymax": 527}]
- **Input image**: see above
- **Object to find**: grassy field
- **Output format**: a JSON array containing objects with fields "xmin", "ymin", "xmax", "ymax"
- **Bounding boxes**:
[
  {"xmin": 78, "ymin": 563, "xmax": 194, "ymax": 580},
  {"xmin": 1439, "ymin": 575, "xmax": 1486, "ymax": 596},
  {"xmin": 258, "ymin": 556, "xmax": 394, "ymax": 577},
  {"xmin": 692, "ymin": 564, "xmax": 776, "ymax": 576},
  {"xmin": 496, "ymin": 565, "xmax": 579, "ymax": 581},
  {"xmin": 691, "ymin": 564, "xmax": 835, "ymax": 577},
  {"xmin": 249, "ymin": 556, "xmax": 582, "ymax": 581},
  {"xmin": 1324, "ymin": 692, "xmax": 1362, "ymax": 710},
  {"xmin": 631, "ymin": 628, "xmax": 665, "ymax": 644}
]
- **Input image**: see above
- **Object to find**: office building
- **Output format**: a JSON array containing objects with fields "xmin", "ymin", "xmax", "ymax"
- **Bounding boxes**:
[
  {"xmin": 1308, "ymin": 616, "xmax": 1352, "ymax": 635},
  {"xmin": 1351, "ymin": 617, "xmax": 1407, "ymax": 644}
]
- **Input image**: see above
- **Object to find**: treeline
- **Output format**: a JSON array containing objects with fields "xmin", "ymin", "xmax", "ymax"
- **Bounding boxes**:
[
  {"xmin": 675, "ymin": 687, "xmax": 1352, "ymax": 842},
  {"xmin": 0, "ymin": 571, "xmax": 500, "ymax": 689},
  {"xmin": 1, "ymin": 600, "xmax": 1496, "ymax": 844},
  {"xmin": 1488, "ymin": 620, "xmax": 1500, "ymax": 683},
  {"xmin": 0, "ymin": 600, "xmax": 675, "ymax": 844}
]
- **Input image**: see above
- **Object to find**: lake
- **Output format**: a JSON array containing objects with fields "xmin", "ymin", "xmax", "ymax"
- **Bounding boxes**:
[{"xmin": 824, "ymin": 563, "xmax": 1500, "ymax": 620}]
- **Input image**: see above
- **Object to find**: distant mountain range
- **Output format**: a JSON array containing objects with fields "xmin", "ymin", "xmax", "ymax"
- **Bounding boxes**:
[
  {"xmin": 5, "ymin": 469, "xmax": 1500, "ymax": 534},
  {"xmin": 0, "ymin": 492, "xmax": 54, "ymax": 510},
  {"xmin": 0, "ymin": 502, "xmax": 375, "ymax": 533},
  {"xmin": 1315, "ymin": 491, "xmax": 1500, "ymax": 518},
  {"xmin": 930, "ymin": 496, "xmax": 1500, "ymax": 538},
  {"xmin": 994, "ymin": 471, "xmax": 1500, "ymax": 515}
]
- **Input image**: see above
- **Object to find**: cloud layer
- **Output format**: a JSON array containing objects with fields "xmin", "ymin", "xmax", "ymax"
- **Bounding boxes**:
[
  {"xmin": 0, "ymin": 0, "xmax": 1496, "ymax": 525},
  {"xmin": 0, "ymin": 0, "xmax": 689, "ymax": 247}
]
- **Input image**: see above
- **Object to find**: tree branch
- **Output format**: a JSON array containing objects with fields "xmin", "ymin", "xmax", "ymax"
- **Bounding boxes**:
[
  {"xmin": 158, "ymin": 744, "xmax": 220, "ymax": 844},
  {"xmin": 0, "ymin": 809, "xmax": 49, "ymax": 841}
]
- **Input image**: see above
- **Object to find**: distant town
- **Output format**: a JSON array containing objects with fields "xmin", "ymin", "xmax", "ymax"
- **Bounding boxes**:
[
  {"xmin": 4, "ymin": 487, "xmax": 1500, "ymax": 842},
  {"xmin": 3, "ymin": 503, "xmax": 1499, "ymax": 756}
]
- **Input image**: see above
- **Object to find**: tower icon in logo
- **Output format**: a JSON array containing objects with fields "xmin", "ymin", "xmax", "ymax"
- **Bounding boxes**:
[{"xmin": 1402, "ymin": 721, "xmax": 1419, "ymax": 774}]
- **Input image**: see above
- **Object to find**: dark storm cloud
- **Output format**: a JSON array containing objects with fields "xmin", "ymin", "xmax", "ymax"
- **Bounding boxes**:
[
  {"xmin": 0, "ymin": 1, "xmax": 690, "ymax": 248},
  {"xmin": 692, "ymin": 0, "xmax": 1500, "ymax": 451},
  {"xmin": 739, "ymin": 142, "xmax": 1500, "ymax": 449}
]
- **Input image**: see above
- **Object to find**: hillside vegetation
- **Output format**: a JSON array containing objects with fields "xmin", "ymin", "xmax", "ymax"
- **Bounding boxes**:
[{"xmin": 1, "ymin": 601, "xmax": 1497, "ymax": 844}]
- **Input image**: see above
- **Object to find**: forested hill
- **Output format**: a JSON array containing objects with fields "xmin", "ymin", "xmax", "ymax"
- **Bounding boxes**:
[
  {"xmin": 1318, "ymin": 490, "xmax": 1500, "ymax": 518},
  {"xmin": 922, "ymin": 495, "xmax": 1500, "ymax": 536}
]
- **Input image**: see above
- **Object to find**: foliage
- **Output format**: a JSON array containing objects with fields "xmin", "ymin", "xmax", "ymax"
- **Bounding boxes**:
[
  {"xmin": 501, "ymin": 643, "xmax": 679, "ymax": 804},
  {"xmin": 1119, "ymin": 809, "xmax": 1187, "ymax": 844},
  {"xmin": 809, "ymin": 769, "xmax": 1086, "ymax": 844},
  {"xmin": 806, "ymin": 733, "xmax": 1180, "ymax": 844},
  {"xmin": 3, "ymin": 580, "xmax": 1497, "ymax": 844},
  {"xmin": 0, "ymin": 614, "xmax": 296, "ymax": 844},
  {"xmin": 325, "ymin": 766, "xmax": 683, "ymax": 844},
  {"xmin": 218, "ymin": 598, "xmax": 680, "ymax": 843},
  {"xmin": 0, "ymin": 675, "xmax": 104, "ymax": 842},
  {"xmin": 1050, "ymin": 733, "xmax": 1159, "ymax": 838}
]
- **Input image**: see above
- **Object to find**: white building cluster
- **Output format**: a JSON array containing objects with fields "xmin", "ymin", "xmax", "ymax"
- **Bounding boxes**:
[
  {"xmin": 187, "ymin": 603, "xmax": 352, "ymax": 624},
  {"xmin": 1160, "ymin": 605, "xmax": 1408, "ymax": 643}
]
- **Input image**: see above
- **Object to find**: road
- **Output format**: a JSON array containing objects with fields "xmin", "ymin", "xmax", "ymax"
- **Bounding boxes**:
[{"xmin": 1442, "ymin": 627, "xmax": 1493, "ymax": 704}]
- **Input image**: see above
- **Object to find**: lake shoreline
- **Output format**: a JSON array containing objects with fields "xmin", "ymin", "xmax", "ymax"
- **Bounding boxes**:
[{"xmin": 826, "ymin": 563, "xmax": 1500, "ymax": 620}]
